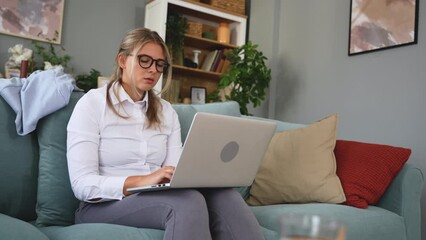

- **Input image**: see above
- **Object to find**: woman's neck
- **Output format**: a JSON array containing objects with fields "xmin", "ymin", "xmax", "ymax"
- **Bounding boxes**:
[{"xmin": 122, "ymin": 82, "xmax": 145, "ymax": 102}]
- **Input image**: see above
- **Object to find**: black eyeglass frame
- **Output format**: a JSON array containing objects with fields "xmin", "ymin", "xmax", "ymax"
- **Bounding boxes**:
[{"xmin": 129, "ymin": 54, "xmax": 170, "ymax": 73}]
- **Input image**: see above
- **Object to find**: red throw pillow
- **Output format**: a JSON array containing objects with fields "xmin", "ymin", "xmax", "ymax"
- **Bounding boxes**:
[{"xmin": 334, "ymin": 140, "xmax": 411, "ymax": 208}]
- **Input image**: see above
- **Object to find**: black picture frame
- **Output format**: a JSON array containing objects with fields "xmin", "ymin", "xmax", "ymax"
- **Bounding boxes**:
[
  {"xmin": 190, "ymin": 86, "xmax": 206, "ymax": 104},
  {"xmin": 348, "ymin": 0, "xmax": 419, "ymax": 56},
  {"xmin": 245, "ymin": 0, "xmax": 251, "ymax": 43}
]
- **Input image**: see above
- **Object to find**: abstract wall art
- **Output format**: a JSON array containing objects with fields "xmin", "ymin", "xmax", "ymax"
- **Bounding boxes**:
[
  {"xmin": 348, "ymin": 0, "xmax": 419, "ymax": 55},
  {"xmin": 0, "ymin": 0, "xmax": 65, "ymax": 44}
]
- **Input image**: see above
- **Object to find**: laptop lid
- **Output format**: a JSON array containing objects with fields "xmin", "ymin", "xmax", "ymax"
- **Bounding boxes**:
[{"xmin": 169, "ymin": 112, "xmax": 276, "ymax": 188}]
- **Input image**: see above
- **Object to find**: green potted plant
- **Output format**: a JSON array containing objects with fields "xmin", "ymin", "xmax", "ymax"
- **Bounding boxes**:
[
  {"xmin": 31, "ymin": 31, "xmax": 72, "ymax": 72},
  {"xmin": 166, "ymin": 11, "xmax": 187, "ymax": 66},
  {"xmin": 210, "ymin": 41, "xmax": 271, "ymax": 115},
  {"xmin": 75, "ymin": 68, "xmax": 101, "ymax": 92}
]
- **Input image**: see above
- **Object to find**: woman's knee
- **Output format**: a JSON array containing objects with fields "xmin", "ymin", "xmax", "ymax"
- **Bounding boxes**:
[
  {"xmin": 170, "ymin": 189, "xmax": 208, "ymax": 216},
  {"xmin": 203, "ymin": 188, "xmax": 243, "ymax": 205}
]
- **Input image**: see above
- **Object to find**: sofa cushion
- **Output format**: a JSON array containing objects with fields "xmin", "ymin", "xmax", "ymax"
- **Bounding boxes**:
[
  {"xmin": 40, "ymin": 223, "xmax": 164, "ymax": 240},
  {"xmin": 246, "ymin": 113, "xmax": 345, "ymax": 205},
  {"xmin": 0, "ymin": 97, "xmax": 39, "ymax": 221},
  {"xmin": 260, "ymin": 226, "xmax": 279, "ymax": 240},
  {"xmin": 39, "ymin": 223, "xmax": 278, "ymax": 240},
  {"xmin": 334, "ymin": 140, "xmax": 411, "ymax": 208},
  {"xmin": 0, "ymin": 213, "xmax": 49, "ymax": 240},
  {"xmin": 35, "ymin": 92, "xmax": 84, "ymax": 227},
  {"xmin": 251, "ymin": 203, "xmax": 406, "ymax": 240}
]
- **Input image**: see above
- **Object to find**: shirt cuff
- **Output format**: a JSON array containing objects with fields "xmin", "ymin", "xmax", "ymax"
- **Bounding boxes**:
[{"xmin": 90, "ymin": 176, "xmax": 127, "ymax": 202}]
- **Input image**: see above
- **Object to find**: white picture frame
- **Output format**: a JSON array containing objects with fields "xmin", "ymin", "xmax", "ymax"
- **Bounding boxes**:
[
  {"xmin": 5, "ymin": 68, "xmax": 20, "ymax": 78},
  {"xmin": 190, "ymin": 86, "xmax": 206, "ymax": 104},
  {"xmin": 97, "ymin": 76, "xmax": 110, "ymax": 88}
]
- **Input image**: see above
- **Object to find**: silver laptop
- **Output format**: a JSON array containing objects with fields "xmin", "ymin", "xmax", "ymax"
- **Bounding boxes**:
[{"xmin": 127, "ymin": 112, "xmax": 277, "ymax": 193}]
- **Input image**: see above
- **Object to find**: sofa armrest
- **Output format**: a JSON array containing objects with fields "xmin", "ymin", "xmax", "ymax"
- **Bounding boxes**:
[
  {"xmin": 377, "ymin": 163, "xmax": 424, "ymax": 240},
  {"xmin": 0, "ymin": 213, "xmax": 49, "ymax": 240}
]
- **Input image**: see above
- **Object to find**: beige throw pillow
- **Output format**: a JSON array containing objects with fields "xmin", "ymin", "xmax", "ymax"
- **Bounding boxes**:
[{"xmin": 246, "ymin": 113, "xmax": 346, "ymax": 206}]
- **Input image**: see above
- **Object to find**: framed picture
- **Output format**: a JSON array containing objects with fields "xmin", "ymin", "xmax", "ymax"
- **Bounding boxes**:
[
  {"xmin": 0, "ymin": 0, "xmax": 65, "ymax": 44},
  {"xmin": 348, "ymin": 0, "xmax": 419, "ymax": 56},
  {"xmin": 190, "ymin": 86, "xmax": 206, "ymax": 104},
  {"xmin": 5, "ymin": 68, "xmax": 20, "ymax": 78},
  {"xmin": 97, "ymin": 76, "xmax": 110, "ymax": 88}
]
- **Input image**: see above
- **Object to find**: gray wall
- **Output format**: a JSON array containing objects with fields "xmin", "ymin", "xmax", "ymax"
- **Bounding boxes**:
[
  {"xmin": 266, "ymin": 0, "xmax": 426, "ymax": 237},
  {"xmin": 244, "ymin": 0, "xmax": 276, "ymax": 117}
]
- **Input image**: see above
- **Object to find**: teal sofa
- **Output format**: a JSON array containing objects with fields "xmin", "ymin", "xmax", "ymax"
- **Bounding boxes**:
[{"xmin": 0, "ymin": 91, "xmax": 423, "ymax": 240}]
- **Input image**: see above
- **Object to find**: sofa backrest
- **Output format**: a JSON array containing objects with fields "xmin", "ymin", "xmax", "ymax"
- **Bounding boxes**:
[
  {"xmin": 172, "ymin": 101, "xmax": 241, "ymax": 142},
  {"xmin": 242, "ymin": 115, "xmax": 306, "ymax": 133},
  {"xmin": 0, "ymin": 97, "xmax": 40, "ymax": 221}
]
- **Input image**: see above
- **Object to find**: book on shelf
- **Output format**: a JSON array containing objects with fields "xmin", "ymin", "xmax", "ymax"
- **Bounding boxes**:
[
  {"xmin": 220, "ymin": 58, "xmax": 231, "ymax": 73},
  {"xmin": 200, "ymin": 49, "xmax": 233, "ymax": 73},
  {"xmin": 215, "ymin": 55, "xmax": 226, "ymax": 73},
  {"xmin": 215, "ymin": 49, "xmax": 232, "ymax": 73},
  {"xmin": 210, "ymin": 49, "xmax": 224, "ymax": 72},
  {"xmin": 200, "ymin": 50, "xmax": 218, "ymax": 71}
]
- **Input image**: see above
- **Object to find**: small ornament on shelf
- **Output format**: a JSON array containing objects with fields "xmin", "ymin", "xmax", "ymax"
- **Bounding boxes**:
[
  {"xmin": 192, "ymin": 50, "xmax": 201, "ymax": 68},
  {"xmin": 20, "ymin": 60, "xmax": 29, "ymax": 78},
  {"xmin": 44, "ymin": 61, "xmax": 63, "ymax": 70},
  {"xmin": 4, "ymin": 68, "xmax": 20, "ymax": 79},
  {"xmin": 5, "ymin": 44, "xmax": 33, "ymax": 78},
  {"xmin": 186, "ymin": 21, "xmax": 203, "ymax": 38},
  {"xmin": 6, "ymin": 44, "xmax": 33, "ymax": 68}
]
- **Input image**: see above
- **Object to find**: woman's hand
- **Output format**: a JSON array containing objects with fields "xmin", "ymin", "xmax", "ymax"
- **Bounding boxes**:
[
  {"xmin": 149, "ymin": 166, "xmax": 175, "ymax": 184},
  {"xmin": 123, "ymin": 166, "xmax": 175, "ymax": 196}
]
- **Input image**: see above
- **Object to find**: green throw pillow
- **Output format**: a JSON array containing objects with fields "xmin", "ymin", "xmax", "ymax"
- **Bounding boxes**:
[{"xmin": 35, "ymin": 92, "xmax": 84, "ymax": 227}]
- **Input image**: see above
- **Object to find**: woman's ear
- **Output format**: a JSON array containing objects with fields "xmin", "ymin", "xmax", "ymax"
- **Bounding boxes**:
[{"xmin": 118, "ymin": 53, "xmax": 126, "ymax": 69}]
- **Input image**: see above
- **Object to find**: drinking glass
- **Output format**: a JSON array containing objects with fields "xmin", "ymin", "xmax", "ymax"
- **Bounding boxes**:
[{"xmin": 280, "ymin": 213, "xmax": 346, "ymax": 240}]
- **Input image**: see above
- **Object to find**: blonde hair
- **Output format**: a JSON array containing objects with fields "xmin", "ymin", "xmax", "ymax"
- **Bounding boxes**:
[{"xmin": 106, "ymin": 28, "xmax": 172, "ymax": 129}]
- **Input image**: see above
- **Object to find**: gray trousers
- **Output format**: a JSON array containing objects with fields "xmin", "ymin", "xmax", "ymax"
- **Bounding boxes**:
[{"xmin": 75, "ymin": 188, "xmax": 264, "ymax": 240}]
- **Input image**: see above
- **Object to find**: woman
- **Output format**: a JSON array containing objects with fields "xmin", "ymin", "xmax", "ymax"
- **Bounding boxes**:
[{"xmin": 67, "ymin": 28, "xmax": 264, "ymax": 240}]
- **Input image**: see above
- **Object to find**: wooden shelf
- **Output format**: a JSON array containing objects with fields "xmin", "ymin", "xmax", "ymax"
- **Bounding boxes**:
[
  {"xmin": 145, "ymin": 0, "xmax": 246, "ymax": 97},
  {"xmin": 172, "ymin": 64, "xmax": 221, "ymax": 81},
  {"xmin": 184, "ymin": 34, "xmax": 238, "ymax": 51},
  {"xmin": 168, "ymin": 0, "xmax": 248, "ymax": 24},
  {"xmin": 182, "ymin": 0, "xmax": 248, "ymax": 18}
]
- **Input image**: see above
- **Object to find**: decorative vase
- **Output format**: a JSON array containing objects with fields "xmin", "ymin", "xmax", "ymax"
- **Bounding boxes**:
[
  {"xmin": 217, "ymin": 22, "xmax": 230, "ymax": 44},
  {"xmin": 20, "ymin": 60, "xmax": 29, "ymax": 78},
  {"xmin": 192, "ymin": 50, "xmax": 201, "ymax": 68}
]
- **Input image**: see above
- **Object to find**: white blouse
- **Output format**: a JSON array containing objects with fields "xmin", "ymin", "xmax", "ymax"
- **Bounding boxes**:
[{"xmin": 67, "ymin": 84, "xmax": 182, "ymax": 202}]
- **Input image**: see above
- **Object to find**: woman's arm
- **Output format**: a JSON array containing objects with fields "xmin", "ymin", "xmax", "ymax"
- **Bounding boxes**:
[
  {"xmin": 123, "ymin": 105, "xmax": 182, "ymax": 196},
  {"xmin": 67, "ymin": 91, "xmax": 127, "ymax": 202},
  {"xmin": 162, "ymin": 109, "xmax": 183, "ymax": 167}
]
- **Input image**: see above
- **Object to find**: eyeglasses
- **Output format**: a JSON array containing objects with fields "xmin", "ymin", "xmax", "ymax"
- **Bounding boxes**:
[{"xmin": 130, "ymin": 54, "xmax": 169, "ymax": 73}]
